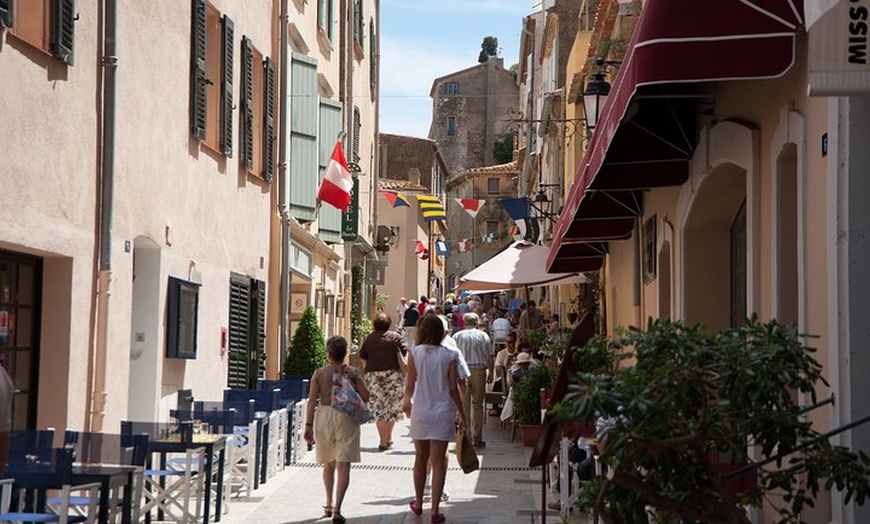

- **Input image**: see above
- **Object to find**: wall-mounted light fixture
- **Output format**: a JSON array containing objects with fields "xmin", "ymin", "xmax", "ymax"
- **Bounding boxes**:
[{"xmin": 582, "ymin": 58, "xmax": 619, "ymax": 134}]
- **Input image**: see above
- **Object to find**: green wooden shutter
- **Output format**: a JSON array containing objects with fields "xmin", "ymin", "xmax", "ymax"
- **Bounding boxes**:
[
  {"xmin": 0, "ymin": 0, "xmax": 12, "ymax": 29},
  {"xmin": 352, "ymin": 106, "xmax": 361, "ymax": 162},
  {"xmin": 49, "ymin": 0, "xmax": 75, "ymax": 65},
  {"xmin": 262, "ymin": 57, "xmax": 276, "ymax": 183},
  {"xmin": 228, "ymin": 274, "xmax": 251, "ymax": 390},
  {"xmin": 319, "ymin": 98, "xmax": 344, "ymax": 244},
  {"xmin": 220, "ymin": 15, "xmax": 234, "ymax": 157},
  {"xmin": 190, "ymin": 0, "xmax": 207, "ymax": 139},
  {"xmin": 290, "ymin": 53, "xmax": 319, "ymax": 222},
  {"xmin": 240, "ymin": 37, "xmax": 254, "ymax": 171},
  {"xmin": 252, "ymin": 279, "xmax": 266, "ymax": 381}
]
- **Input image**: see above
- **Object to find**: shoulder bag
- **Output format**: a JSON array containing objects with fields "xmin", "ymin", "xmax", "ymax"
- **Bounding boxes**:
[{"xmin": 331, "ymin": 369, "xmax": 373, "ymax": 424}]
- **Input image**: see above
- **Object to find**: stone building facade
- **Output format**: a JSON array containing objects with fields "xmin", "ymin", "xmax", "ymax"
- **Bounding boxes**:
[{"xmin": 428, "ymin": 56, "xmax": 519, "ymax": 176}]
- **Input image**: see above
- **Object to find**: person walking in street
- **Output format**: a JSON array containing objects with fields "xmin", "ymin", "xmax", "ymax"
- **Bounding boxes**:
[
  {"xmin": 402, "ymin": 299, "xmax": 420, "ymax": 350},
  {"xmin": 518, "ymin": 300, "xmax": 543, "ymax": 337},
  {"xmin": 359, "ymin": 312, "xmax": 406, "ymax": 451},
  {"xmin": 453, "ymin": 312, "xmax": 494, "ymax": 448},
  {"xmin": 402, "ymin": 314, "xmax": 466, "ymax": 524},
  {"xmin": 395, "ymin": 297, "xmax": 408, "ymax": 328},
  {"xmin": 303, "ymin": 336, "xmax": 370, "ymax": 524}
]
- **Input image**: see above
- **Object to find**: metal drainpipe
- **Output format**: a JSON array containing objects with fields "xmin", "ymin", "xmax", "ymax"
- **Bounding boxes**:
[
  {"xmin": 278, "ymin": 0, "xmax": 291, "ymax": 371},
  {"xmin": 90, "ymin": 0, "xmax": 118, "ymax": 433}
]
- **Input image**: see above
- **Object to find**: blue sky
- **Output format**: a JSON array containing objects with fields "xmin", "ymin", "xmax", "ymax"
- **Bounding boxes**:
[{"xmin": 379, "ymin": 0, "xmax": 535, "ymax": 138}]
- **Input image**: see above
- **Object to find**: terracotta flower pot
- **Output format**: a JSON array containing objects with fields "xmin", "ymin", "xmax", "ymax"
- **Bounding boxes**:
[{"xmin": 520, "ymin": 424, "xmax": 542, "ymax": 447}]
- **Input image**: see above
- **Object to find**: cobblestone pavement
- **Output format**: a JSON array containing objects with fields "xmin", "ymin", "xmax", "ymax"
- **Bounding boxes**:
[{"xmin": 218, "ymin": 414, "xmax": 591, "ymax": 523}]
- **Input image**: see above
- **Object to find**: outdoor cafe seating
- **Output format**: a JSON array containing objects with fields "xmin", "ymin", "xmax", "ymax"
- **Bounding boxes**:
[
  {"xmin": 0, "ymin": 432, "xmax": 103, "ymax": 524},
  {"xmin": 120, "ymin": 421, "xmax": 209, "ymax": 524},
  {"xmin": 52, "ymin": 430, "xmax": 148, "ymax": 524}
]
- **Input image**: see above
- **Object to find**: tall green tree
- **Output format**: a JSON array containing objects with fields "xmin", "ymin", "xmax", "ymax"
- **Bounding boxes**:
[
  {"xmin": 284, "ymin": 306, "xmax": 327, "ymax": 376},
  {"xmin": 478, "ymin": 36, "xmax": 498, "ymax": 63},
  {"xmin": 559, "ymin": 317, "xmax": 870, "ymax": 523}
]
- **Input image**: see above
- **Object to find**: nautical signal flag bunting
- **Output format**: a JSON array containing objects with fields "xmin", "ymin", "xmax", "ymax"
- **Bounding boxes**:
[
  {"xmin": 416, "ymin": 195, "xmax": 446, "ymax": 222},
  {"xmin": 379, "ymin": 189, "xmax": 411, "ymax": 208},
  {"xmin": 455, "ymin": 198, "xmax": 485, "ymax": 219},
  {"xmin": 317, "ymin": 141, "xmax": 353, "ymax": 212}
]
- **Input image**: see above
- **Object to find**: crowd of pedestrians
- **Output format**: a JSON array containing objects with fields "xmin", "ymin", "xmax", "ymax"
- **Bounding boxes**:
[{"xmin": 302, "ymin": 292, "xmax": 571, "ymax": 523}]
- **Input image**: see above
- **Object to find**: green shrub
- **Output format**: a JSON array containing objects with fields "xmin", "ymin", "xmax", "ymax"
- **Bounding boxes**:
[
  {"xmin": 283, "ymin": 306, "xmax": 327, "ymax": 376},
  {"xmin": 511, "ymin": 363, "xmax": 554, "ymax": 425}
]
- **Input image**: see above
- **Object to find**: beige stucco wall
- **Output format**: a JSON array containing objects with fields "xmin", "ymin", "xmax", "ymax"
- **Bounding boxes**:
[
  {"xmin": 597, "ymin": 36, "xmax": 839, "ymax": 522},
  {"xmin": 1, "ymin": 1, "xmax": 276, "ymax": 430},
  {"xmin": 377, "ymin": 195, "xmax": 430, "ymax": 314}
]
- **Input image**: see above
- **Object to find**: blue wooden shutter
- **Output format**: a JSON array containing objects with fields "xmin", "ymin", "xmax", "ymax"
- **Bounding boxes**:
[
  {"xmin": 220, "ymin": 15, "xmax": 234, "ymax": 157},
  {"xmin": 319, "ymin": 99, "xmax": 344, "ymax": 244},
  {"xmin": 240, "ymin": 37, "xmax": 254, "ymax": 171},
  {"xmin": 50, "ymin": 0, "xmax": 75, "ymax": 65},
  {"xmin": 190, "ymin": 0, "xmax": 207, "ymax": 139},
  {"xmin": 262, "ymin": 57, "xmax": 276, "ymax": 183},
  {"xmin": 290, "ymin": 53, "xmax": 319, "ymax": 222},
  {"xmin": 0, "ymin": 0, "xmax": 12, "ymax": 28}
]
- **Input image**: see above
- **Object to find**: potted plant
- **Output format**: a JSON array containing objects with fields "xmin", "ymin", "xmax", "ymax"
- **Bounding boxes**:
[
  {"xmin": 511, "ymin": 363, "xmax": 554, "ymax": 446},
  {"xmin": 283, "ymin": 306, "xmax": 327, "ymax": 378}
]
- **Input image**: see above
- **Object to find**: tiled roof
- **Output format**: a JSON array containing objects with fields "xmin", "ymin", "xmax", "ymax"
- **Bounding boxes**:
[
  {"xmin": 464, "ymin": 160, "xmax": 518, "ymax": 175},
  {"xmin": 379, "ymin": 179, "xmax": 428, "ymax": 191}
]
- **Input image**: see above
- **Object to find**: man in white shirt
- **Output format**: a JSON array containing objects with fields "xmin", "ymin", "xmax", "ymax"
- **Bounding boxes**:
[
  {"xmin": 453, "ymin": 313, "xmax": 493, "ymax": 448},
  {"xmin": 490, "ymin": 310, "xmax": 512, "ymax": 347},
  {"xmin": 395, "ymin": 297, "xmax": 408, "ymax": 328}
]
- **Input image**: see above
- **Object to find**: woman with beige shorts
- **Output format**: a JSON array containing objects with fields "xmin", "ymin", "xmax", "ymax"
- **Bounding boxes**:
[{"xmin": 304, "ymin": 336, "xmax": 370, "ymax": 524}]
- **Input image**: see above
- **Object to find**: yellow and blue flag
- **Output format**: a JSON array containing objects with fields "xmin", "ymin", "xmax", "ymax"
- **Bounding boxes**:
[{"xmin": 416, "ymin": 195, "xmax": 446, "ymax": 222}]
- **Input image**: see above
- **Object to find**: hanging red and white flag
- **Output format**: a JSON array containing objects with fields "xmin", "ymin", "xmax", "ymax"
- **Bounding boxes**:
[
  {"xmin": 457, "ymin": 239, "xmax": 470, "ymax": 253},
  {"xmin": 414, "ymin": 239, "xmax": 429, "ymax": 260},
  {"xmin": 455, "ymin": 198, "xmax": 485, "ymax": 219},
  {"xmin": 317, "ymin": 141, "xmax": 353, "ymax": 212}
]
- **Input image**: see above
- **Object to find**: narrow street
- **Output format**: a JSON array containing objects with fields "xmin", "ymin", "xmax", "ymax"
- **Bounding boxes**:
[{"xmin": 221, "ymin": 416, "xmax": 590, "ymax": 523}]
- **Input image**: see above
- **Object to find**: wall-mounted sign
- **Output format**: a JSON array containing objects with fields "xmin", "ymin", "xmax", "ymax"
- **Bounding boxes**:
[{"xmin": 342, "ymin": 165, "xmax": 361, "ymax": 241}]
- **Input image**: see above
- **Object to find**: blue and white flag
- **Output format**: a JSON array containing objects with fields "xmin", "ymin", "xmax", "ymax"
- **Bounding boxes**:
[
  {"xmin": 435, "ymin": 240, "xmax": 449, "ymax": 256},
  {"xmin": 500, "ymin": 197, "xmax": 530, "ymax": 239}
]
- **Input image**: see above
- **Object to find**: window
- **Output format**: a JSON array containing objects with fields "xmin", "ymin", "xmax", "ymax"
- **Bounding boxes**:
[
  {"xmin": 4, "ymin": 0, "xmax": 75, "ymax": 64},
  {"xmin": 352, "ymin": 0, "xmax": 364, "ymax": 52},
  {"xmin": 191, "ymin": 0, "xmax": 235, "ymax": 156},
  {"xmin": 239, "ymin": 37, "xmax": 275, "ymax": 181},
  {"xmin": 486, "ymin": 220, "xmax": 499, "ymax": 236},
  {"xmin": 166, "ymin": 277, "xmax": 200, "ymax": 359},
  {"xmin": 352, "ymin": 107, "xmax": 361, "ymax": 162},
  {"xmin": 447, "ymin": 116, "xmax": 456, "ymax": 137},
  {"xmin": 227, "ymin": 274, "xmax": 265, "ymax": 389},
  {"xmin": 487, "ymin": 178, "xmax": 500, "ymax": 194},
  {"xmin": 446, "ymin": 82, "xmax": 459, "ymax": 95},
  {"xmin": 317, "ymin": 0, "xmax": 333, "ymax": 41}
]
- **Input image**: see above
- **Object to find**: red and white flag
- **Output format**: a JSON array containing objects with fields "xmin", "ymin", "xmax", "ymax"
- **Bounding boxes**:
[
  {"xmin": 317, "ymin": 141, "xmax": 353, "ymax": 212},
  {"xmin": 414, "ymin": 239, "xmax": 429, "ymax": 260},
  {"xmin": 457, "ymin": 239, "xmax": 470, "ymax": 253},
  {"xmin": 455, "ymin": 198, "xmax": 485, "ymax": 219}
]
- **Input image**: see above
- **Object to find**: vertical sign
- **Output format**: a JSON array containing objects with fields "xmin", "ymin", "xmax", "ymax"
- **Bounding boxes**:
[{"xmin": 342, "ymin": 163, "xmax": 361, "ymax": 241}]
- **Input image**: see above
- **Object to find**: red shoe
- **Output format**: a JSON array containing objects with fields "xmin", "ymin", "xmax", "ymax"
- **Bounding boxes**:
[
  {"xmin": 431, "ymin": 513, "xmax": 446, "ymax": 523},
  {"xmin": 409, "ymin": 500, "xmax": 423, "ymax": 516}
]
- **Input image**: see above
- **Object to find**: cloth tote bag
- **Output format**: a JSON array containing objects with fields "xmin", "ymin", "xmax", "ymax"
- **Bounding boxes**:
[{"xmin": 331, "ymin": 371, "xmax": 374, "ymax": 424}]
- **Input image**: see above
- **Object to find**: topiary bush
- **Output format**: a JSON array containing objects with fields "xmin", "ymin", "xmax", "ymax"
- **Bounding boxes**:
[{"xmin": 283, "ymin": 306, "xmax": 327, "ymax": 376}]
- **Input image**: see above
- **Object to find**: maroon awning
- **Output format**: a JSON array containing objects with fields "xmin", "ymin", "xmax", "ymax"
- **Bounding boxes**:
[{"xmin": 547, "ymin": 0, "xmax": 804, "ymax": 272}]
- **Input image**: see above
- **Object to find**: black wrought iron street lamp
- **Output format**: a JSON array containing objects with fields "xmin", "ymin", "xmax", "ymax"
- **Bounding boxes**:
[{"xmin": 582, "ymin": 72, "xmax": 611, "ymax": 132}]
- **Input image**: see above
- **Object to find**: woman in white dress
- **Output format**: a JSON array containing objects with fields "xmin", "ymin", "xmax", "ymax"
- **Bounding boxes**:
[{"xmin": 402, "ymin": 313, "xmax": 466, "ymax": 524}]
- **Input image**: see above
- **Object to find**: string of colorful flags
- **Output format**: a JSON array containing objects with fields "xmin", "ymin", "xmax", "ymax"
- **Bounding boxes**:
[{"xmin": 315, "ymin": 141, "xmax": 538, "ymax": 236}]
